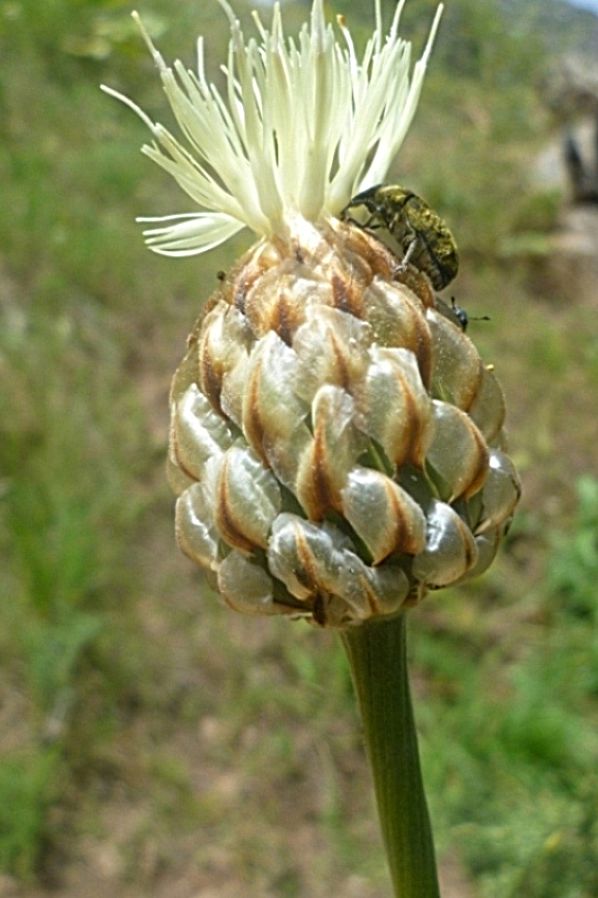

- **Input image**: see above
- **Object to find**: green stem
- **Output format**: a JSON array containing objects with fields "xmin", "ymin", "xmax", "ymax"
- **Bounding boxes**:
[{"xmin": 341, "ymin": 613, "xmax": 441, "ymax": 898}]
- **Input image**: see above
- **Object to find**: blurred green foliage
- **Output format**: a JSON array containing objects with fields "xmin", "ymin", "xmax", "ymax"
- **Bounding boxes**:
[
  {"xmin": 416, "ymin": 472, "xmax": 598, "ymax": 896},
  {"xmin": 0, "ymin": 0, "xmax": 597, "ymax": 895},
  {"xmin": 0, "ymin": 750, "xmax": 61, "ymax": 879}
]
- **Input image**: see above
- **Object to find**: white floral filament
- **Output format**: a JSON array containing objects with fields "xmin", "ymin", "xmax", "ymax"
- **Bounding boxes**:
[{"xmin": 101, "ymin": 0, "xmax": 443, "ymax": 257}]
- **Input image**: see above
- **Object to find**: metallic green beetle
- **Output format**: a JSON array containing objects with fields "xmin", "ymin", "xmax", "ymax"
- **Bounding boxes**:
[{"xmin": 341, "ymin": 184, "xmax": 459, "ymax": 291}]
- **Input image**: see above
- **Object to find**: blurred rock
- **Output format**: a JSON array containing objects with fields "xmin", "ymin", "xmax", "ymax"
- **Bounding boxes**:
[
  {"xmin": 541, "ymin": 54, "xmax": 598, "ymax": 119},
  {"xmin": 534, "ymin": 117, "xmax": 598, "ymax": 198},
  {"xmin": 563, "ymin": 126, "xmax": 598, "ymax": 204},
  {"xmin": 543, "ymin": 205, "xmax": 598, "ymax": 305},
  {"xmin": 532, "ymin": 114, "xmax": 598, "ymax": 306}
]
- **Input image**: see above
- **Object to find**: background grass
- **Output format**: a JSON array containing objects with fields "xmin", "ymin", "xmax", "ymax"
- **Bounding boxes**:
[{"xmin": 1, "ymin": 0, "xmax": 597, "ymax": 896}]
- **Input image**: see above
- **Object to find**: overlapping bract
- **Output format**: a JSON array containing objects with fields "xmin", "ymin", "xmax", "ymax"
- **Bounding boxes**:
[{"xmin": 169, "ymin": 219, "xmax": 520, "ymax": 627}]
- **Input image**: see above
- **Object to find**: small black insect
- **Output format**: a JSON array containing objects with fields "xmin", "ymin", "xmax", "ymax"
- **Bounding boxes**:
[
  {"xmin": 341, "ymin": 184, "xmax": 459, "ymax": 291},
  {"xmin": 450, "ymin": 297, "xmax": 490, "ymax": 332}
]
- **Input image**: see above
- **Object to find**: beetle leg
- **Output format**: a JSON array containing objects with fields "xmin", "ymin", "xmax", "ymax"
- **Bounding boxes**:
[
  {"xmin": 357, "ymin": 211, "xmax": 384, "ymax": 230},
  {"xmin": 401, "ymin": 234, "xmax": 419, "ymax": 266},
  {"xmin": 344, "ymin": 212, "xmax": 384, "ymax": 232},
  {"xmin": 342, "ymin": 208, "xmax": 382, "ymax": 230},
  {"xmin": 394, "ymin": 232, "xmax": 419, "ymax": 273}
]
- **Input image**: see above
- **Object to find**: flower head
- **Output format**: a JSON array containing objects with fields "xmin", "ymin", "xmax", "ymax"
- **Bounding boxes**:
[{"xmin": 102, "ymin": 0, "xmax": 443, "ymax": 256}]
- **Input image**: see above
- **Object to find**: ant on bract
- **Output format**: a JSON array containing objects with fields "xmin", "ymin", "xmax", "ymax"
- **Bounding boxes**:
[{"xmin": 449, "ymin": 297, "xmax": 490, "ymax": 333}]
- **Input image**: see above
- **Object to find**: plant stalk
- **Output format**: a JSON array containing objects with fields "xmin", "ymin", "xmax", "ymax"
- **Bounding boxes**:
[{"xmin": 341, "ymin": 613, "xmax": 441, "ymax": 898}]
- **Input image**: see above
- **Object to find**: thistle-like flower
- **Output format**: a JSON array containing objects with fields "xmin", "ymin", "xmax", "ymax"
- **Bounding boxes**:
[{"xmin": 104, "ymin": 0, "xmax": 520, "ymax": 629}]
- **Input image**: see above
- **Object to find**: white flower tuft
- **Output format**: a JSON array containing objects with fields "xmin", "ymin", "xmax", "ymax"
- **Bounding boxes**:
[{"xmin": 101, "ymin": 0, "xmax": 443, "ymax": 257}]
